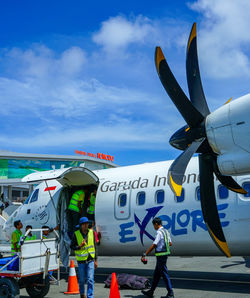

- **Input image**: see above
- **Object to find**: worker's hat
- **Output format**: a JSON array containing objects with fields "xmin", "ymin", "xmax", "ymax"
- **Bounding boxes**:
[{"xmin": 79, "ymin": 217, "xmax": 89, "ymax": 225}]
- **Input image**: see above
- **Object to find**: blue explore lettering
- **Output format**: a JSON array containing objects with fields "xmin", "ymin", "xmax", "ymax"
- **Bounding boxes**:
[
  {"xmin": 118, "ymin": 203, "xmax": 230, "ymax": 243},
  {"xmin": 159, "ymin": 203, "xmax": 229, "ymax": 236},
  {"xmin": 119, "ymin": 222, "xmax": 136, "ymax": 243}
]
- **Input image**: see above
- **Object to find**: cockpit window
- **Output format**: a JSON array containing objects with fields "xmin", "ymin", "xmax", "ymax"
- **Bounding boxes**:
[
  {"xmin": 29, "ymin": 189, "xmax": 39, "ymax": 203},
  {"xmin": 24, "ymin": 195, "xmax": 31, "ymax": 204}
]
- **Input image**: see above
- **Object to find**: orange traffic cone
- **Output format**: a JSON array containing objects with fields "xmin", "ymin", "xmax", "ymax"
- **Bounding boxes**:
[
  {"xmin": 64, "ymin": 259, "xmax": 80, "ymax": 295},
  {"xmin": 109, "ymin": 272, "xmax": 120, "ymax": 298}
]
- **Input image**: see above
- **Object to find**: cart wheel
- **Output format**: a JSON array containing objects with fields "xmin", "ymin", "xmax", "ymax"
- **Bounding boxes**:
[
  {"xmin": 26, "ymin": 275, "xmax": 50, "ymax": 298},
  {"xmin": 0, "ymin": 277, "xmax": 20, "ymax": 298}
]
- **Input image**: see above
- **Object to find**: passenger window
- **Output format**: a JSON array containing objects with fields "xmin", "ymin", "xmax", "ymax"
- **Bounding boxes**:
[
  {"xmin": 155, "ymin": 190, "xmax": 164, "ymax": 204},
  {"xmin": 242, "ymin": 182, "xmax": 250, "ymax": 198},
  {"xmin": 218, "ymin": 185, "xmax": 229, "ymax": 199},
  {"xmin": 30, "ymin": 189, "xmax": 39, "ymax": 203},
  {"xmin": 175, "ymin": 188, "xmax": 185, "ymax": 203},
  {"xmin": 136, "ymin": 192, "xmax": 145, "ymax": 205},
  {"xmin": 196, "ymin": 187, "xmax": 200, "ymax": 201},
  {"xmin": 118, "ymin": 193, "xmax": 127, "ymax": 207}
]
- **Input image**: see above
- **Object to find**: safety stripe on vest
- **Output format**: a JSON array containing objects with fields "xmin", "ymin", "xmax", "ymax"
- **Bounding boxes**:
[{"xmin": 155, "ymin": 229, "xmax": 170, "ymax": 256}]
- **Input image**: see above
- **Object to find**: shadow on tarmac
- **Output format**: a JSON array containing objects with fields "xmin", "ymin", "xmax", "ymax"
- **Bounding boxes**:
[
  {"xmin": 58, "ymin": 266, "xmax": 250, "ymax": 295},
  {"xmin": 220, "ymin": 257, "xmax": 250, "ymax": 269}
]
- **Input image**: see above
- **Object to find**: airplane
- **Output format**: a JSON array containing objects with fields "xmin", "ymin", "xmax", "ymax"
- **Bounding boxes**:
[
  {"xmin": 2, "ymin": 162, "xmax": 250, "ymax": 264},
  {"xmin": 3, "ymin": 23, "xmax": 250, "ymax": 263}
]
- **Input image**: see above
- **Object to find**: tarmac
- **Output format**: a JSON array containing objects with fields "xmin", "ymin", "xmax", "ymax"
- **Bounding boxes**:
[{"xmin": 19, "ymin": 256, "xmax": 250, "ymax": 298}]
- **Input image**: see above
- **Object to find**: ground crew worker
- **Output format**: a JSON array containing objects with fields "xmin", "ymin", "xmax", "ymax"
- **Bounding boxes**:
[
  {"xmin": 141, "ymin": 217, "xmax": 174, "ymax": 298},
  {"xmin": 11, "ymin": 220, "xmax": 23, "ymax": 254},
  {"xmin": 70, "ymin": 217, "xmax": 98, "ymax": 298},
  {"xmin": 87, "ymin": 190, "xmax": 96, "ymax": 221},
  {"xmin": 24, "ymin": 225, "xmax": 37, "ymax": 241},
  {"xmin": 42, "ymin": 225, "xmax": 59, "ymax": 239},
  {"xmin": 68, "ymin": 189, "xmax": 85, "ymax": 231}
]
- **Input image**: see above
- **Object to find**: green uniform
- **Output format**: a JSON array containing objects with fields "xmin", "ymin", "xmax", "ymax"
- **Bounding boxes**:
[
  {"xmin": 68, "ymin": 190, "xmax": 85, "ymax": 213},
  {"xmin": 74, "ymin": 229, "xmax": 95, "ymax": 261},
  {"xmin": 88, "ymin": 193, "xmax": 96, "ymax": 215},
  {"xmin": 11, "ymin": 229, "xmax": 22, "ymax": 254},
  {"xmin": 25, "ymin": 234, "xmax": 37, "ymax": 241}
]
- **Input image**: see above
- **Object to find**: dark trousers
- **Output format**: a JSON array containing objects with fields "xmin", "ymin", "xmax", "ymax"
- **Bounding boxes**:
[
  {"xmin": 67, "ymin": 210, "xmax": 80, "ymax": 233},
  {"xmin": 151, "ymin": 256, "xmax": 173, "ymax": 293}
]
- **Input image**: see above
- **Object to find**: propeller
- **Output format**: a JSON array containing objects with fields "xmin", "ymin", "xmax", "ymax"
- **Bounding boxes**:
[{"xmin": 155, "ymin": 23, "xmax": 247, "ymax": 257}]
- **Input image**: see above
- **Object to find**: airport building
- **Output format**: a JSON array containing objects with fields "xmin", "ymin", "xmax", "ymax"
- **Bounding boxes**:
[{"xmin": 0, "ymin": 150, "xmax": 116, "ymax": 202}]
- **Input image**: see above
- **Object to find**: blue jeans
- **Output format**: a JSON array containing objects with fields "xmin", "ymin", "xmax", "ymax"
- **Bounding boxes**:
[
  {"xmin": 151, "ymin": 256, "xmax": 173, "ymax": 294},
  {"xmin": 77, "ymin": 260, "xmax": 95, "ymax": 297}
]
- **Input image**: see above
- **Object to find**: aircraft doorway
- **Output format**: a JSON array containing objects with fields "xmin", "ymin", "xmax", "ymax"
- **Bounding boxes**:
[{"xmin": 22, "ymin": 167, "xmax": 99, "ymax": 266}]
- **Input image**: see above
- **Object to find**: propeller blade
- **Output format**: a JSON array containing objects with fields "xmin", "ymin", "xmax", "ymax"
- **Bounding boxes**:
[
  {"xmin": 186, "ymin": 23, "xmax": 210, "ymax": 117},
  {"xmin": 212, "ymin": 156, "xmax": 247, "ymax": 194},
  {"xmin": 155, "ymin": 46, "xmax": 204, "ymax": 128},
  {"xmin": 199, "ymin": 154, "xmax": 231, "ymax": 258},
  {"xmin": 168, "ymin": 138, "xmax": 205, "ymax": 196}
]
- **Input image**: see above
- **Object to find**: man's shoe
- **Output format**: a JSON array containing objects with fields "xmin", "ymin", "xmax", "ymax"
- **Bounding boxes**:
[
  {"xmin": 80, "ymin": 295, "xmax": 86, "ymax": 298},
  {"xmin": 141, "ymin": 289, "xmax": 154, "ymax": 297}
]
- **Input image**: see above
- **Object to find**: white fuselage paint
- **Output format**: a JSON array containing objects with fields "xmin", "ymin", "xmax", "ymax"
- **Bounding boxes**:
[
  {"xmin": 206, "ymin": 94, "xmax": 250, "ymax": 175},
  {"xmin": 3, "ymin": 157, "xmax": 250, "ymax": 256}
]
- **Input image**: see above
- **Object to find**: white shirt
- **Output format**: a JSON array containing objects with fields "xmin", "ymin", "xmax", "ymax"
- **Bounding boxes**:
[{"xmin": 153, "ymin": 227, "xmax": 171, "ymax": 251}]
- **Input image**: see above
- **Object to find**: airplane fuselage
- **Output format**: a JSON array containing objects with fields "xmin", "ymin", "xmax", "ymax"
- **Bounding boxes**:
[{"xmin": 4, "ymin": 157, "xmax": 250, "ymax": 257}]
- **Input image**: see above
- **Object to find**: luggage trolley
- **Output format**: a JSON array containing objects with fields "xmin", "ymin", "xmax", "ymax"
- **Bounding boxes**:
[{"xmin": 0, "ymin": 228, "xmax": 60, "ymax": 298}]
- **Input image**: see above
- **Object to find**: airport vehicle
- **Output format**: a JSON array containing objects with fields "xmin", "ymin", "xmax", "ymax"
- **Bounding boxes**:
[
  {"xmin": 0, "ymin": 228, "xmax": 59, "ymax": 297},
  {"xmin": 3, "ymin": 23, "xmax": 250, "ymax": 261}
]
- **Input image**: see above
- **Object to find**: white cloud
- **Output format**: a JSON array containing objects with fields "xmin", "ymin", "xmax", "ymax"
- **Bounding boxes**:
[
  {"xmin": 60, "ymin": 47, "xmax": 87, "ymax": 75},
  {"xmin": 0, "ymin": 122, "xmax": 170, "ymax": 150},
  {"xmin": 4, "ymin": 45, "xmax": 87, "ymax": 79},
  {"xmin": 189, "ymin": 0, "xmax": 250, "ymax": 78},
  {"xmin": 0, "ymin": 14, "xmax": 188, "ymax": 155},
  {"xmin": 92, "ymin": 15, "xmax": 154, "ymax": 52}
]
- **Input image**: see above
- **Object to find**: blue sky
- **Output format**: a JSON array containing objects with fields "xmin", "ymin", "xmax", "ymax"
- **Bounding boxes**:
[{"xmin": 0, "ymin": 0, "xmax": 250, "ymax": 166}]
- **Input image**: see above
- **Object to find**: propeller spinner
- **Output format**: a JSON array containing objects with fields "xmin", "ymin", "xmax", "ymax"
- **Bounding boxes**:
[{"xmin": 155, "ymin": 23, "xmax": 247, "ymax": 258}]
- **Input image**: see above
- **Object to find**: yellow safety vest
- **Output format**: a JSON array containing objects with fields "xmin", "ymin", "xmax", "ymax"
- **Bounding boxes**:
[
  {"xmin": 25, "ymin": 234, "xmax": 37, "ymax": 241},
  {"xmin": 68, "ymin": 190, "xmax": 85, "ymax": 213},
  {"xmin": 155, "ymin": 229, "xmax": 171, "ymax": 256},
  {"xmin": 88, "ymin": 193, "xmax": 95, "ymax": 215},
  {"xmin": 11, "ymin": 229, "xmax": 22, "ymax": 253},
  {"xmin": 74, "ymin": 229, "xmax": 95, "ymax": 262}
]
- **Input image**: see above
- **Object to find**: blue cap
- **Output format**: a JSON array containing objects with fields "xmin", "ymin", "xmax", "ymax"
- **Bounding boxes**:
[{"xmin": 79, "ymin": 217, "xmax": 89, "ymax": 225}]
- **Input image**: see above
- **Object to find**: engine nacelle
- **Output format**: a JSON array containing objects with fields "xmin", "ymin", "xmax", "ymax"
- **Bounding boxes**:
[{"xmin": 206, "ymin": 94, "xmax": 250, "ymax": 175}]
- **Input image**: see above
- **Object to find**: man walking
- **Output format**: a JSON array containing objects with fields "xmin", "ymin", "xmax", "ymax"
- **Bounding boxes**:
[
  {"xmin": 70, "ymin": 217, "xmax": 98, "ymax": 298},
  {"xmin": 141, "ymin": 217, "xmax": 174, "ymax": 298}
]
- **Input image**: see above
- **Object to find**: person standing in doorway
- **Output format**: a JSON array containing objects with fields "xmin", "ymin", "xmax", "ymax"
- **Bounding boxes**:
[
  {"xmin": 68, "ymin": 189, "xmax": 85, "ymax": 233},
  {"xmin": 87, "ymin": 189, "xmax": 96, "ymax": 221},
  {"xmin": 141, "ymin": 217, "xmax": 174, "ymax": 298},
  {"xmin": 70, "ymin": 217, "xmax": 98, "ymax": 298}
]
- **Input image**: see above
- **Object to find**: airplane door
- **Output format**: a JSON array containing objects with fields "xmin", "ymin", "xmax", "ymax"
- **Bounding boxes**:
[{"xmin": 114, "ymin": 186, "xmax": 131, "ymax": 220}]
